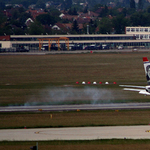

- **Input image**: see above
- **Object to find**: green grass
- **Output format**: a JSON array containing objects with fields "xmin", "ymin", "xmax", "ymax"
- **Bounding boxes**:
[
  {"xmin": 1, "ymin": 140, "xmax": 150, "ymax": 150},
  {"xmin": 0, "ymin": 53, "xmax": 150, "ymax": 106},
  {"xmin": 0, "ymin": 109, "xmax": 150, "ymax": 129},
  {"xmin": 1, "ymin": 53, "xmax": 150, "ymax": 148}
]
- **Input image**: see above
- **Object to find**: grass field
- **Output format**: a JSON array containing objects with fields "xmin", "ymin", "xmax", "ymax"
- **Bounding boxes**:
[
  {"xmin": 0, "ymin": 109, "xmax": 150, "ymax": 129},
  {"xmin": 1, "ymin": 52, "xmax": 150, "ymax": 149},
  {"xmin": 0, "ymin": 53, "xmax": 150, "ymax": 106},
  {"xmin": 1, "ymin": 140, "xmax": 150, "ymax": 150}
]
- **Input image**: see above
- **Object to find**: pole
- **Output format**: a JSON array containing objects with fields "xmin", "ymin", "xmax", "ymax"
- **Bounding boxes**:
[{"xmin": 36, "ymin": 142, "xmax": 38, "ymax": 150}]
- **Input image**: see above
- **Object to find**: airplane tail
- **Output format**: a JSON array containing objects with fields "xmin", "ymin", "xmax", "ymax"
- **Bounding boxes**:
[{"xmin": 143, "ymin": 57, "xmax": 150, "ymax": 85}]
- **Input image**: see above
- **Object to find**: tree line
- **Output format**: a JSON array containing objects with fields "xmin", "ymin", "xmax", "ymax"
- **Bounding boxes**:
[{"xmin": 1, "ymin": 0, "xmax": 150, "ymax": 35}]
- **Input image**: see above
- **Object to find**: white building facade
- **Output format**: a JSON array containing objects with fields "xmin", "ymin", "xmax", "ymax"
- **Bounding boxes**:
[{"xmin": 126, "ymin": 26, "xmax": 150, "ymax": 40}]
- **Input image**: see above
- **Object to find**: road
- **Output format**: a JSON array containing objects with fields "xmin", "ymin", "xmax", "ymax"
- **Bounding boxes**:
[
  {"xmin": 1, "ymin": 103, "xmax": 150, "ymax": 112},
  {"xmin": 1, "ymin": 125, "xmax": 150, "ymax": 141},
  {"xmin": 1, "ymin": 49, "xmax": 150, "ymax": 55}
]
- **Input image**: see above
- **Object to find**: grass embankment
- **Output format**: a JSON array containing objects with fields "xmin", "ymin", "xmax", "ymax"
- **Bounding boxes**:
[
  {"xmin": 1, "ymin": 140, "xmax": 150, "ymax": 150},
  {"xmin": 0, "ymin": 109, "xmax": 150, "ymax": 129}
]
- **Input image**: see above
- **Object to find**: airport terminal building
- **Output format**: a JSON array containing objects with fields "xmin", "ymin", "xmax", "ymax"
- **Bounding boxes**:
[
  {"xmin": 126, "ymin": 26, "xmax": 150, "ymax": 40},
  {"xmin": 0, "ymin": 30, "xmax": 150, "ymax": 51}
]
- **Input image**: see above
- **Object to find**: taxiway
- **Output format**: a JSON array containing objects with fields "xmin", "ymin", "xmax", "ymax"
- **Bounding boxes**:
[{"xmin": 1, "ymin": 126, "xmax": 150, "ymax": 141}]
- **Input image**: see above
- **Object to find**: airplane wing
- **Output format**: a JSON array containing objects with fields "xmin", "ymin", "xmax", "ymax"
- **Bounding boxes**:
[
  {"xmin": 123, "ymin": 88, "xmax": 143, "ymax": 92},
  {"xmin": 119, "ymin": 85, "xmax": 145, "ymax": 89},
  {"xmin": 123, "ymin": 88, "xmax": 150, "ymax": 95}
]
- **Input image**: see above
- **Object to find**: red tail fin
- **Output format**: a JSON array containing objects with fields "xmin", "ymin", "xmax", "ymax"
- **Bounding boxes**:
[{"xmin": 143, "ymin": 57, "xmax": 149, "ymax": 62}]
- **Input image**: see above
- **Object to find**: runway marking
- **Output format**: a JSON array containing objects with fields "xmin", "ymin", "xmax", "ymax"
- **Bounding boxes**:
[
  {"xmin": 34, "ymin": 131, "xmax": 50, "ymax": 135},
  {"xmin": 145, "ymin": 130, "xmax": 150, "ymax": 132}
]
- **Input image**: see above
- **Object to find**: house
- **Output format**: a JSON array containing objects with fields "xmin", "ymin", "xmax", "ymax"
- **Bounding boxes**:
[
  {"xmin": 52, "ymin": 22, "xmax": 83, "ymax": 33},
  {"xmin": 60, "ymin": 14, "xmax": 78, "ymax": 21},
  {"xmin": 0, "ymin": 35, "xmax": 10, "ymax": 41},
  {"xmin": 25, "ymin": 18, "xmax": 34, "ymax": 26},
  {"xmin": 52, "ymin": 23, "xmax": 69, "ymax": 32},
  {"xmin": 26, "ymin": 9, "xmax": 47, "ymax": 20}
]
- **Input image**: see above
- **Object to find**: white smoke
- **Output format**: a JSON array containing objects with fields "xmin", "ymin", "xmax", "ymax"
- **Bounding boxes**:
[{"xmin": 24, "ymin": 86, "xmax": 119, "ymax": 106}]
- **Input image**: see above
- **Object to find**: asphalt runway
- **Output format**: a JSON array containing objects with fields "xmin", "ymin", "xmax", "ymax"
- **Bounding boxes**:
[
  {"xmin": 1, "ymin": 103, "xmax": 150, "ymax": 112},
  {"xmin": 1, "ymin": 103, "xmax": 150, "ymax": 141},
  {"xmin": 1, "ymin": 125, "xmax": 150, "ymax": 141}
]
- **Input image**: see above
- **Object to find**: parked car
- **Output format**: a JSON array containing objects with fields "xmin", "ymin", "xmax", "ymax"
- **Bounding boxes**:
[
  {"xmin": 84, "ymin": 45, "xmax": 98, "ymax": 50},
  {"xmin": 16, "ymin": 46, "xmax": 29, "ymax": 52},
  {"xmin": 102, "ymin": 44, "xmax": 109, "ymax": 50},
  {"xmin": 41, "ymin": 44, "xmax": 59, "ymax": 51},
  {"xmin": 71, "ymin": 44, "xmax": 83, "ymax": 50},
  {"xmin": 118, "ymin": 45, "xmax": 124, "ymax": 50},
  {"xmin": 96, "ymin": 45, "xmax": 103, "ymax": 50}
]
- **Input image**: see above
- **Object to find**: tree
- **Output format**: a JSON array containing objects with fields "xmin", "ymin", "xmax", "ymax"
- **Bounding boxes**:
[
  {"xmin": 63, "ymin": 0, "xmax": 72, "ymax": 10},
  {"xmin": 138, "ymin": 0, "xmax": 143, "ymax": 10},
  {"xmin": 89, "ymin": 19, "xmax": 97, "ymax": 34},
  {"xmin": 147, "ymin": 6, "xmax": 150, "ymax": 13},
  {"xmin": 11, "ymin": 9, "xmax": 20, "ymax": 20},
  {"xmin": 130, "ymin": 12, "xmax": 148, "ymax": 26},
  {"xmin": 112, "ymin": 15, "xmax": 130, "ymax": 34},
  {"xmin": 72, "ymin": 20, "xmax": 79, "ymax": 34},
  {"xmin": 28, "ymin": 21, "xmax": 45, "ymax": 35},
  {"xmin": 92, "ymin": 4, "xmax": 103, "ymax": 12},
  {"xmin": 0, "ymin": 10, "xmax": 6, "ymax": 26},
  {"xmin": 0, "ymin": 2, "xmax": 5, "ymax": 9},
  {"xmin": 98, "ymin": 18, "xmax": 113, "ymax": 34},
  {"xmin": 35, "ymin": 0, "xmax": 45, "ymax": 9},
  {"xmin": 68, "ymin": 8, "xmax": 78, "ymax": 15},
  {"xmin": 36, "ymin": 14, "xmax": 56, "ymax": 25},
  {"xmin": 130, "ymin": 0, "xmax": 135, "ymax": 9},
  {"xmin": 99, "ymin": 5, "xmax": 108, "ymax": 17},
  {"xmin": 83, "ymin": 6, "xmax": 88, "ymax": 13}
]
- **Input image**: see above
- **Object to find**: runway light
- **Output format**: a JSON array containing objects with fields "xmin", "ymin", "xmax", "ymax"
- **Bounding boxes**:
[
  {"xmin": 88, "ymin": 81, "xmax": 91, "ymax": 84},
  {"xmin": 93, "ymin": 81, "xmax": 97, "ymax": 84},
  {"xmin": 82, "ymin": 81, "xmax": 86, "ymax": 84},
  {"xmin": 50, "ymin": 114, "xmax": 52, "ymax": 119},
  {"xmin": 90, "ymin": 51, "xmax": 93, "ymax": 53},
  {"xmin": 76, "ymin": 81, "xmax": 79, "ymax": 84},
  {"xmin": 105, "ymin": 82, "xmax": 109, "ymax": 84},
  {"xmin": 99, "ymin": 82, "xmax": 102, "ymax": 84},
  {"xmin": 113, "ymin": 82, "xmax": 117, "ymax": 84}
]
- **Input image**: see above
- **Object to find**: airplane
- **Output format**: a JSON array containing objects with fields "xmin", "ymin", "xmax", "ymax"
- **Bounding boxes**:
[{"xmin": 119, "ymin": 57, "xmax": 150, "ymax": 96}]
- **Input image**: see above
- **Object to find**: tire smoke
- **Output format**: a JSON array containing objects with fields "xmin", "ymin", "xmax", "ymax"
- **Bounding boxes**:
[{"xmin": 24, "ymin": 86, "xmax": 119, "ymax": 106}]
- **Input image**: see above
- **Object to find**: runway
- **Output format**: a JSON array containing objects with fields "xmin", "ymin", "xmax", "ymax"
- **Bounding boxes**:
[
  {"xmin": 1, "ymin": 104, "xmax": 150, "ymax": 141},
  {"xmin": 1, "ymin": 103, "xmax": 150, "ymax": 112},
  {"xmin": 1, "ymin": 125, "xmax": 150, "ymax": 141}
]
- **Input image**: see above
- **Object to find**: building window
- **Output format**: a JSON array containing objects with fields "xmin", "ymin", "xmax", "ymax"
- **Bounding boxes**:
[
  {"xmin": 136, "ymin": 28, "xmax": 139, "ymax": 32},
  {"xmin": 145, "ymin": 35, "xmax": 148, "ymax": 39},
  {"xmin": 140, "ymin": 28, "xmax": 144, "ymax": 32},
  {"xmin": 126, "ymin": 28, "xmax": 130, "ymax": 32},
  {"xmin": 131, "ymin": 28, "xmax": 135, "ymax": 32},
  {"xmin": 136, "ymin": 34, "xmax": 139, "ymax": 39},
  {"xmin": 145, "ymin": 28, "xmax": 148, "ymax": 32},
  {"xmin": 140, "ymin": 35, "xmax": 143, "ymax": 39}
]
